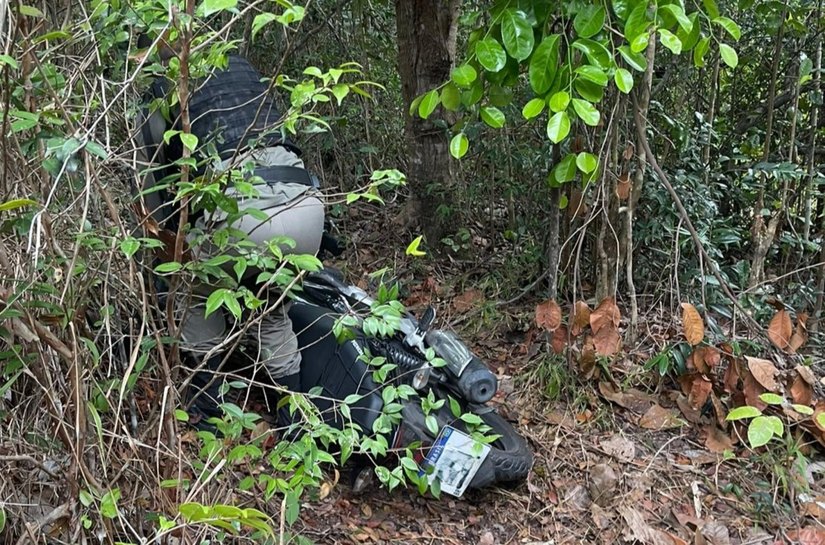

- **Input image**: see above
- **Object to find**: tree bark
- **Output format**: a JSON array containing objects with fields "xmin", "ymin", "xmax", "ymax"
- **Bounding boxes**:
[
  {"xmin": 395, "ymin": 0, "xmax": 460, "ymax": 245},
  {"xmin": 804, "ymin": 2, "xmax": 822, "ymax": 243}
]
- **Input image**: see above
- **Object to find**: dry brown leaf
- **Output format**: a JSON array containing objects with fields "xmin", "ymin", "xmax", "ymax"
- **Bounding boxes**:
[
  {"xmin": 593, "ymin": 326, "xmax": 622, "ymax": 356},
  {"xmin": 616, "ymin": 173, "xmax": 631, "ymax": 200},
  {"xmin": 591, "ymin": 297, "xmax": 621, "ymax": 334},
  {"xmin": 787, "ymin": 527, "xmax": 825, "ymax": 545},
  {"xmin": 797, "ymin": 364, "xmax": 817, "ymax": 385},
  {"xmin": 791, "ymin": 373, "xmax": 814, "ymax": 406},
  {"xmin": 571, "ymin": 301, "xmax": 592, "ymax": 337},
  {"xmin": 478, "ymin": 531, "xmax": 495, "ymax": 545},
  {"xmin": 639, "ymin": 404, "xmax": 683, "ymax": 430},
  {"xmin": 704, "ymin": 347, "xmax": 721, "ymax": 369},
  {"xmin": 619, "ymin": 505, "xmax": 673, "ymax": 545},
  {"xmin": 745, "ymin": 356, "xmax": 779, "ymax": 392},
  {"xmin": 551, "ymin": 325, "xmax": 568, "ymax": 354},
  {"xmin": 676, "ymin": 394, "xmax": 703, "ymax": 424},
  {"xmin": 452, "ymin": 289, "xmax": 484, "ymax": 313},
  {"xmin": 704, "ymin": 425, "xmax": 734, "ymax": 453},
  {"xmin": 710, "ymin": 391, "xmax": 727, "ymax": 427},
  {"xmin": 623, "ymin": 143, "xmax": 635, "ymax": 161},
  {"xmin": 687, "ymin": 375, "xmax": 712, "ymax": 409},
  {"xmin": 589, "ymin": 463, "xmax": 619, "ymax": 507},
  {"xmin": 598, "ymin": 382, "xmax": 656, "ymax": 413},
  {"xmin": 790, "ymin": 312, "xmax": 810, "ymax": 353},
  {"xmin": 567, "ymin": 187, "xmax": 587, "ymax": 219},
  {"xmin": 742, "ymin": 370, "xmax": 768, "ymax": 410},
  {"xmin": 535, "ymin": 299, "xmax": 562, "ymax": 331},
  {"xmin": 722, "ymin": 359, "xmax": 741, "ymax": 394},
  {"xmin": 701, "ymin": 520, "xmax": 731, "ymax": 545},
  {"xmin": 689, "ymin": 348, "xmax": 709, "ymax": 374},
  {"xmin": 600, "ymin": 435, "xmax": 636, "ymax": 462},
  {"xmin": 680, "ymin": 303, "xmax": 705, "ymax": 346},
  {"xmin": 581, "ymin": 337, "xmax": 597, "ymax": 379},
  {"xmin": 768, "ymin": 309, "xmax": 793, "ymax": 350}
]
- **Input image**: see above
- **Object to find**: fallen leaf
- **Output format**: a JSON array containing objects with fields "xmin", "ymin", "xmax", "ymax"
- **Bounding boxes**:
[
  {"xmin": 681, "ymin": 303, "xmax": 705, "ymax": 346},
  {"xmin": 703, "ymin": 347, "xmax": 721, "ymax": 369},
  {"xmin": 454, "ymin": 289, "xmax": 484, "ymax": 313},
  {"xmin": 551, "ymin": 325, "xmax": 568, "ymax": 354},
  {"xmin": 689, "ymin": 348, "xmax": 709, "ymax": 374},
  {"xmin": 590, "ymin": 502, "xmax": 613, "ymax": 530},
  {"xmin": 676, "ymin": 394, "xmax": 703, "ymax": 424},
  {"xmin": 710, "ymin": 391, "xmax": 727, "ymax": 427},
  {"xmin": 791, "ymin": 372, "xmax": 814, "ymax": 406},
  {"xmin": 599, "ymin": 382, "xmax": 656, "ymax": 413},
  {"xmin": 600, "ymin": 435, "xmax": 636, "ymax": 462},
  {"xmin": 319, "ymin": 481, "xmax": 332, "ymax": 500},
  {"xmin": 745, "ymin": 356, "xmax": 779, "ymax": 392},
  {"xmin": 589, "ymin": 463, "xmax": 619, "ymax": 507},
  {"xmin": 616, "ymin": 173, "xmax": 631, "ymax": 200},
  {"xmin": 767, "ymin": 309, "xmax": 792, "ymax": 350},
  {"xmin": 571, "ymin": 301, "xmax": 592, "ymax": 336},
  {"xmin": 797, "ymin": 364, "xmax": 817, "ymax": 385},
  {"xmin": 562, "ymin": 484, "xmax": 591, "ymax": 512},
  {"xmin": 742, "ymin": 370, "xmax": 768, "ymax": 410},
  {"xmin": 591, "ymin": 298, "xmax": 621, "ymax": 334},
  {"xmin": 536, "ymin": 299, "xmax": 562, "ymax": 332},
  {"xmin": 687, "ymin": 375, "xmax": 712, "ymax": 409},
  {"xmin": 790, "ymin": 313, "xmax": 809, "ymax": 353},
  {"xmin": 704, "ymin": 425, "xmax": 734, "ymax": 453},
  {"xmin": 722, "ymin": 359, "xmax": 741, "ymax": 394},
  {"xmin": 787, "ymin": 527, "xmax": 825, "ymax": 545},
  {"xmin": 701, "ymin": 520, "xmax": 731, "ymax": 545},
  {"xmin": 478, "ymin": 531, "xmax": 495, "ymax": 545},
  {"xmin": 581, "ymin": 337, "xmax": 597, "ymax": 378},
  {"xmin": 639, "ymin": 404, "xmax": 683, "ymax": 430},
  {"xmin": 593, "ymin": 325, "xmax": 622, "ymax": 356},
  {"xmin": 619, "ymin": 505, "xmax": 673, "ymax": 545},
  {"xmin": 800, "ymin": 495, "xmax": 825, "ymax": 520}
]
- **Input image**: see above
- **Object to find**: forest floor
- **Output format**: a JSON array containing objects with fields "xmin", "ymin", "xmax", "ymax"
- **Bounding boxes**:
[{"xmin": 293, "ymin": 204, "xmax": 825, "ymax": 545}]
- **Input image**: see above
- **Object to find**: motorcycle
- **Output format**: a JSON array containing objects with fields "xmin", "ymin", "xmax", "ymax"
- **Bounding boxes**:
[{"xmin": 285, "ymin": 267, "xmax": 533, "ymax": 494}]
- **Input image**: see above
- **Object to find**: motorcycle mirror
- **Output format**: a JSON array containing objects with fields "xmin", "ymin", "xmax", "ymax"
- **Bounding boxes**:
[
  {"xmin": 419, "ymin": 306, "xmax": 436, "ymax": 332},
  {"xmin": 412, "ymin": 367, "xmax": 431, "ymax": 390}
]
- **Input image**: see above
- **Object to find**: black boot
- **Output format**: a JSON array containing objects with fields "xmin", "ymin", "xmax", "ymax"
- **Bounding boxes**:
[{"xmin": 270, "ymin": 372, "xmax": 302, "ymax": 435}]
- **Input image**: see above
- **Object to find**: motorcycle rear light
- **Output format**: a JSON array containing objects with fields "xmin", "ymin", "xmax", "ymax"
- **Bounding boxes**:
[{"xmin": 412, "ymin": 367, "xmax": 430, "ymax": 390}]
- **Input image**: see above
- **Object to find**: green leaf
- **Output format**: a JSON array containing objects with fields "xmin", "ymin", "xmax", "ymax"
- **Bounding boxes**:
[
  {"xmin": 285, "ymin": 491, "xmax": 300, "ymax": 526},
  {"xmin": 406, "ymin": 235, "xmax": 426, "ymax": 257},
  {"xmin": 618, "ymin": 45, "xmax": 648, "ymax": 71},
  {"xmin": 223, "ymin": 292, "xmax": 242, "ymax": 319},
  {"xmin": 571, "ymin": 99, "xmax": 600, "ymax": 126},
  {"xmin": 764, "ymin": 415, "xmax": 784, "ymax": 436},
  {"xmin": 719, "ymin": 43, "xmax": 738, "ymax": 69},
  {"xmin": 417, "ymin": 90, "xmax": 440, "ymax": 119},
  {"xmin": 549, "ymin": 91, "xmax": 570, "ymax": 113},
  {"xmin": 331, "ymin": 84, "xmax": 349, "ymax": 105},
  {"xmin": 572, "ymin": 38, "xmax": 612, "ymax": 69},
  {"xmin": 614, "ymin": 68, "xmax": 634, "ymax": 93},
  {"xmin": 0, "ymin": 198, "xmax": 37, "ymax": 212},
  {"xmin": 0, "ymin": 507, "xmax": 5, "ymax": 534},
  {"xmin": 18, "ymin": 5, "xmax": 44, "ymax": 17},
  {"xmin": 180, "ymin": 132, "xmax": 198, "ymax": 152},
  {"xmin": 522, "ymin": 98, "xmax": 545, "ymax": 119},
  {"xmin": 559, "ymin": 194, "xmax": 569, "ymax": 209},
  {"xmin": 529, "ymin": 34, "xmax": 560, "ymax": 94},
  {"xmin": 120, "ymin": 237, "xmax": 140, "ymax": 258},
  {"xmin": 659, "ymin": 29, "xmax": 682, "ymax": 55},
  {"xmin": 100, "ymin": 489, "xmax": 121, "ymax": 519},
  {"xmin": 677, "ymin": 13, "xmax": 701, "ymax": 51},
  {"xmin": 205, "ymin": 289, "xmax": 227, "ymax": 318},
  {"xmin": 475, "ymin": 38, "xmax": 507, "ymax": 72},
  {"xmin": 0, "ymin": 55, "xmax": 18, "ymax": 69},
  {"xmin": 425, "ymin": 414, "xmax": 439, "ymax": 435},
  {"xmin": 10, "ymin": 111, "xmax": 38, "ymax": 132},
  {"xmin": 546, "ymin": 112, "xmax": 570, "ymax": 144},
  {"xmin": 702, "ymin": 0, "xmax": 720, "ymax": 19},
  {"xmin": 154, "ymin": 261, "xmax": 182, "ymax": 274},
  {"xmin": 201, "ymin": 0, "xmax": 238, "ymax": 17},
  {"xmin": 624, "ymin": 2, "xmax": 650, "ymax": 42},
  {"xmin": 748, "ymin": 416, "xmax": 782, "ymax": 448},
  {"xmin": 551, "ymin": 154, "xmax": 577, "ymax": 184},
  {"xmin": 480, "ymin": 106, "xmax": 505, "ymax": 128},
  {"xmin": 84, "ymin": 140, "xmax": 108, "ymax": 159},
  {"xmin": 630, "ymin": 32, "xmax": 650, "ymax": 53},
  {"xmin": 441, "ymin": 83, "xmax": 461, "ymax": 111},
  {"xmin": 79, "ymin": 490, "xmax": 94, "ymax": 507},
  {"xmin": 575, "ymin": 65, "xmax": 609, "ymax": 87},
  {"xmin": 693, "ymin": 36, "xmax": 711, "ymax": 67},
  {"xmin": 712, "ymin": 17, "xmax": 741, "ymax": 41},
  {"xmin": 818, "ymin": 412, "xmax": 825, "ymax": 429},
  {"xmin": 450, "ymin": 133, "xmax": 469, "ymax": 159},
  {"xmin": 576, "ymin": 152, "xmax": 598, "ymax": 174},
  {"xmin": 758, "ymin": 393, "xmax": 784, "ymax": 405},
  {"xmin": 792, "ymin": 404, "xmax": 814, "ymax": 415},
  {"xmin": 252, "ymin": 13, "xmax": 277, "ymax": 37},
  {"xmin": 574, "ymin": 5, "xmax": 606, "ymax": 39},
  {"xmin": 451, "ymin": 64, "xmax": 477, "ymax": 87},
  {"xmin": 660, "ymin": 5, "xmax": 693, "ymax": 33},
  {"xmin": 500, "ymin": 9, "xmax": 535, "ymax": 61},
  {"xmin": 726, "ymin": 405, "xmax": 761, "ymax": 421},
  {"xmin": 175, "ymin": 409, "xmax": 190, "ymax": 422}
]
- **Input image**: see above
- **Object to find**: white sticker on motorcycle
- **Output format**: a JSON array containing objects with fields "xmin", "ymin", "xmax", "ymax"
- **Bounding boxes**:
[{"xmin": 421, "ymin": 426, "xmax": 490, "ymax": 498}]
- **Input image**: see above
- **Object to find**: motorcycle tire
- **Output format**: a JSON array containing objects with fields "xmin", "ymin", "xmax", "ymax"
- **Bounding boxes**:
[{"xmin": 398, "ymin": 402, "xmax": 532, "ymax": 490}]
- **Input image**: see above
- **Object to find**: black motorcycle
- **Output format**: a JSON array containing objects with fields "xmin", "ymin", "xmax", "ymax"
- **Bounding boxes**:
[{"xmin": 287, "ymin": 267, "xmax": 533, "ymax": 493}]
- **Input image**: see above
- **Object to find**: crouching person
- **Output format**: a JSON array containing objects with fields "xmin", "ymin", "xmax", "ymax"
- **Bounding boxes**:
[{"xmin": 134, "ymin": 50, "xmax": 325, "ymax": 430}]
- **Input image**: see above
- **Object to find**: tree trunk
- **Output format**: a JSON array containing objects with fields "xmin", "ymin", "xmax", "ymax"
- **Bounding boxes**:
[
  {"xmin": 804, "ymin": 2, "xmax": 822, "ymax": 243},
  {"xmin": 702, "ymin": 54, "xmax": 720, "ymax": 186},
  {"xmin": 546, "ymin": 144, "xmax": 562, "ymax": 299},
  {"xmin": 395, "ymin": 0, "xmax": 459, "ymax": 246},
  {"xmin": 596, "ymin": 97, "xmax": 620, "ymax": 301}
]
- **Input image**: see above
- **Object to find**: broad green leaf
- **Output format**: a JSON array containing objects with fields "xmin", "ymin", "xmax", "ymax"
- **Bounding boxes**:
[
  {"xmin": 331, "ymin": 84, "xmax": 349, "ymax": 105},
  {"xmin": 154, "ymin": 261, "xmax": 182, "ymax": 274},
  {"xmin": 285, "ymin": 491, "xmax": 300, "ymax": 526},
  {"xmin": 18, "ymin": 5, "xmax": 44, "ymax": 17},
  {"xmin": 574, "ymin": 5, "xmax": 606, "ymax": 39},
  {"xmin": 712, "ymin": 16, "xmax": 741, "ymax": 41},
  {"xmin": 201, "ymin": 0, "xmax": 238, "ymax": 17},
  {"xmin": 480, "ymin": 106, "xmax": 505, "ymax": 128},
  {"xmin": 612, "ymin": 0, "xmax": 631, "ymax": 20},
  {"xmin": 441, "ymin": 83, "xmax": 461, "ymax": 111},
  {"xmin": 0, "ymin": 198, "xmax": 37, "ymax": 212},
  {"xmin": 792, "ymin": 404, "xmax": 814, "ymax": 415},
  {"xmin": 549, "ymin": 91, "xmax": 570, "ymax": 112},
  {"xmin": 719, "ymin": 43, "xmax": 738, "ymax": 68},
  {"xmin": 574, "ymin": 79, "xmax": 605, "ymax": 103},
  {"xmin": 693, "ymin": 36, "xmax": 711, "ymax": 67},
  {"xmin": 702, "ymin": 0, "xmax": 720, "ymax": 19},
  {"xmin": 252, "ymin": 13, "xmax": 276, "ymax": 37},
  {"xmin": 551, "ymin": 154, "xmax": 577, "ymax": 184},
  {"xmin": 205, "ymin": 289, "xmax": 227, "ymax": 317},
  {"xmin": 631, "ymin": 32, "xmax": 650, "ymax": 53},
  {"xmin": 614, "ymin": 68, "xmax": 634, "ymax": 93},
  {"xmin": 572, "ymin": 38, "xmax": 612, "ymax": 69},
  {"xmin": 624, "ymin": 2, "xmax": 650, "ymax": 42},
  {"xmin": 120, "ymin": 237, "xmax": 140, "ymax": 258},
  {"xmin": 660, "ymin": 5, "xmax": 693, "ymax": 33},
  {"xmin": 818, "ymin": 412, "xmax": 825, "ymax": 429},
  {"xmin": 476, "ymin": 38, "xmax": 507, "ymax": 72},
  {"xmin": 449, "ymin": 133, "xmax": 469, "ymax": 159},
  {"xmin": 748, "ymin": 416, "xmax": 783, "ymax": 448},
  {"xmin": 175, "ymin": 409, "xmax": 190, "ymax": 421},
  {"xmin": 85, "ymin": 140, "xmax": 107, "ymax": 159},
  {"xmin": 79, "ymin": 490, "xmax": 94, "ymax": 507},
  {"xmin": 451, "ymin": 64, "xmax": 477, "ymax": 87},
  {"xmin": 575, "ymin": 65, "xmax": 609, "ymax": 86},
  {"xmin": 100, "ymin": 489, "xmax": 121, "ymax": 519},
  {"xmin": 758, "ymin": 393, "xmax": 784, "ymax": 405},
  {"xmin": 677, "ymin": 13, "xmax": 701, "ymax": 51},
  {"xmin": 522, "ymin": 98, "xmax": 545, "ymax": 119},
  {"xmin": 223, "ymin": 292, "xmax": 242, "ymax": 319},
  {"xmin": 0, "ymin": 507, "xmax": 6, "ymax": 533},
  {"xmin": 406, "ymin": 235, "xmax": 426, "ymax": 257},
  {"xmin": 659, "ymin": 29, "xmax": 682, "ymax": 55},
  {"xmin": 501, "ymin": 9, "xmax": 535, "ymax": 61},
  {"xmin": 418, "ymin": 89, "xmax": 440, "ymax": 119},
  {"xmin": 571, "ymin": 98, "xmax": 600, "ymax": 126},
  {"xmin": 576, "ymin": 152, "xmax": 598, "ymax": 174},
  {"xmin": 559, "ymin": 194, "xmax": 569, "ymax": 209},
  {"xmin": 726, "ymin": 405, "xmax": 761, "ymax": 421},
  {"xmin": 0, "ymin": 55, "xmax": 19, "ymax": 69},
  {"xmin": 763, "ymin": 415, "xmax": 784, "ymax": 436},
  {"xmin": 546, "ymin": 112, "xmax": 571, "ymax": 143},
  {"xmin": 461, "ymin": 81, "xmax": 484, "ymax": 107},
  {"xmin": 488, "ymin": 84, "xmax": 513, "ymax": 107},
  {"xmin": 529, "ymin": 34, "xmax": 560, "ymax": 94},
  {"xmin": 10, "ymin": 111, "xmax": 38, "ymax": 132},
  {"xmin": 619, "ymin": 45, "xmax": 648, "ymax": 71},
  {"xmin": 180, "ymin": 132, "xmax": 198, "ymax": 152}
]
